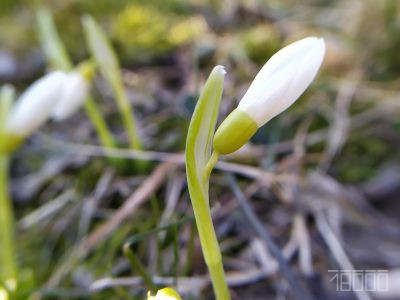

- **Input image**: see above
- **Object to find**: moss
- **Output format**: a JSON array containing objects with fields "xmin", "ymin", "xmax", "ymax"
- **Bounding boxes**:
[
  {"xmin": 335, "ymin": 137, "xmax": 392, "ymax": 183},
  {"xmin": 242, "ymin": 24, "xmax": 281, "ymax": 65},
  {"xmin": 356, "ymin": 0, "xmax": 400, "ymax": 80},
  {"xmin": 112, "ymin": 4, "xmax": 207, "ymax": 60}
]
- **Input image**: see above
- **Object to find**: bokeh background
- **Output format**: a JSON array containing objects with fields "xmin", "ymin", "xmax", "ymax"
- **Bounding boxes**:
[{"xmin": 1, "ymin": 0, "xmax": 400, "ymax": 299}]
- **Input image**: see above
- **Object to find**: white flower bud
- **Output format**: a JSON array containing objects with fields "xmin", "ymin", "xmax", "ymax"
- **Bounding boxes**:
[
  {"xmin": 51, "ymin": 71, "xmax": 89, "ymax": 121},
  {"xmin": 213, "ymin": 37, "xmax": 326, "ymax": 154},
  {"xmin": 5, "ymin": 71, "xmax": 66, "ymax": 137},
  {"xmin": 237, "ymin": 36, "xmax": 325, "ymax": 126}
]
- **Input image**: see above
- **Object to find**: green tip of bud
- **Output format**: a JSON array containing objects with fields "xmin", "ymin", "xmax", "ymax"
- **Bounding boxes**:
[
  {"xmin": 78, "ymin": 60, "xmax": 96, "ymax": 81},
  {"xmin": 0, "ymin": 131, "xmax": 24, "ymax": 155},
  {"xmin": 213, "ymin": 109, "xmax": 258, "ymax": 155}
]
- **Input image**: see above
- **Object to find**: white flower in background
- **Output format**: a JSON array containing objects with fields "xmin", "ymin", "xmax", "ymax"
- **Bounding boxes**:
[
  {"xmin": 213, "ymin": 36, "xmax": 326, "ymax": 154},
  {"xmin": 5, "ymin": 71, "xmax": 66, "ymax": 137},
  {"xmin": 51, "ymin": 71, "xmax": 89, "ymax": 121}
]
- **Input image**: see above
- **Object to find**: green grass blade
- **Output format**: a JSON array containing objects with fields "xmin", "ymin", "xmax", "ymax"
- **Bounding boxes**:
[
  {"xmin": 82, "ymin": 15, "xmax": 142, "ymax": 150},
  {"xmin": 36, "ymin": 8, "xmax": 73, "ymax": 71},
  {"xmin": 81, "ymin": 15, "xmax": 119, "ymax": 83}
]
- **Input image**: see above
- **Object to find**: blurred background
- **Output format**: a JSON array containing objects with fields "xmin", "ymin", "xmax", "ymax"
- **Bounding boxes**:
[{"xmin": 1, "ymin": 0, "xmax": 400, "ymax": 299}]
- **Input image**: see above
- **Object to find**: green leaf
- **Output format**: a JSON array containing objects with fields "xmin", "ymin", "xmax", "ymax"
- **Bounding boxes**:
[
  {"xmin": 82, "ymin": 14, "xmax": 142, "ymax": 151},
  {"xmin": 82, "ymin": 15, "xmax": 120, "ymax": 84},
  {"xmin": 185, "ymin": 66, "xmax": 231, "ymax": 300},
  {"xmin": 185, "ymin": 65, "xmax": 225, "ymax": 200},
  {"xmin": 36, "ymin": 8, "xmax": 73, "ymax": 71}
]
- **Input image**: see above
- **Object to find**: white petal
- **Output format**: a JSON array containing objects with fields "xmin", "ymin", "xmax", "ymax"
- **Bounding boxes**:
[
  {"xmin": 52, "ymin": 72, "xmax": 89, "ymax": 121},
  {"xmin": 6, "ymin": 71, "xmax": 66, "ymax": 137},
  {"xmin": 238, "ymin": 37, "xmax": 325, "ymax": 126}
]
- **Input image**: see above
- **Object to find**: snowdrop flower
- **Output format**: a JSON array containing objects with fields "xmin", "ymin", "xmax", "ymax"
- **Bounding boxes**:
[
  {"xmin": 51, "ymin": 71, "xmax": 89, "ymax": 121},
  {"xmin": 0, "ymin": 71, "xmax": 66, "ymax": 154},
  {"xmin": 147, "ymin": 288, "xmax": 182, "ymax": 300},
  {"xmin": 213, "ymin": 36, "xmax": 326, "ymax": 154},
  {"xmin": 6, "ymin": 71, "xmax": 66, "ymax": 137}
]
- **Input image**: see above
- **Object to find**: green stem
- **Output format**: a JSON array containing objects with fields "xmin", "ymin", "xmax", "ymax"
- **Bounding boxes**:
[
  {"xmin": 209, "ymin": 262, "xmax": 230, "ymax": 300},
  {"xmin": 203, "ymin": 150, "xmax": 219, "ymax": 184},
  {"xmin": 0, "ymin": 155, "xmax": 17, "ymax": 292},
  {"xmin": 83, "ymin": 96, "xmax": 115, "ymax": 148},
  {"xmin": 190, "ymin": 152, "xmax": 230, "ymax": 300},
  {"xmin": 83, "ymin": 97, "xmax": 123, "ymax": 168},
  {"xmin": 191, "ymin": 186, "xmax": 230, "ymax": 300},
  {"xmin": 112, "ymin": 79, "xmax": 142, "ymax": 150}
]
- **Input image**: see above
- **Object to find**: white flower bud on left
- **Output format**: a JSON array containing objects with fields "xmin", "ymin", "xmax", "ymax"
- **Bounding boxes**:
[
  {"xmin": 5, "ymin": 71, "xmax": 66, "ymax": 137},
  {"xmin": 51, "ymin": 71, "xmax": 89, "ymax": 121}
]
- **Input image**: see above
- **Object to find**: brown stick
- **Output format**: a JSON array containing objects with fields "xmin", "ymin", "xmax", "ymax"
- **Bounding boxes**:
[{"xmin": 82, "ymin": 162, "xmax": 176, "ymax": 253}]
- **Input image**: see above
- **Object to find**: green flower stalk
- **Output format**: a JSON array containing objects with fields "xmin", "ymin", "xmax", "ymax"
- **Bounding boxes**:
[
  {"xmin": 82, "ymin": 15, "xmax": 142, "ymax": 150},
  {"xmin": 185, "ymin": 66, "xmax": 230, "ymax": 300},
  {"xmin": 0, "ymin": 156, "xmax": 16, "ymax": 297},
  {"xmin": 0, "ymin": 86, "xmax": 17, "ymax": 298}
]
